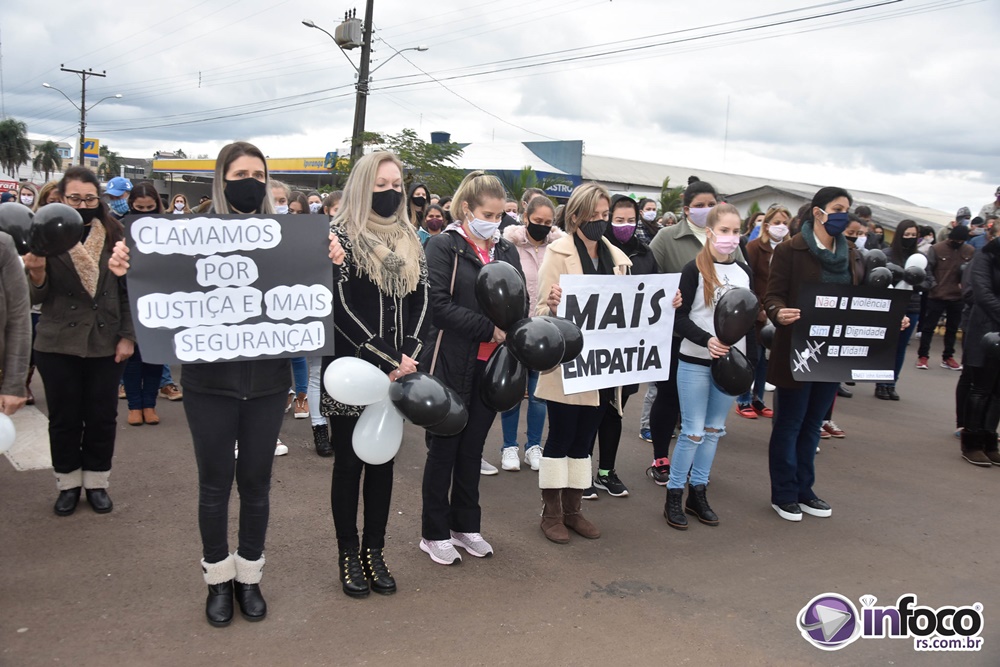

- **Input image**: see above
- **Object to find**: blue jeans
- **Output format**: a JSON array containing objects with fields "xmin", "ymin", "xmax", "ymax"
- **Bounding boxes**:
[
  {"xmin": 668, "ymin": 361, "xmax": 735, "ymax": 490},
  {"xmin": 291, "ymin": 356, "xmax": 308, "ymax": 394},
  {"xmin": 876, "ymin": 311, "xmax": 918, "ymax": 390},
  {"xmin": 768, "ymin": 382, "xmax": 838, "ymax": 506},
  {"xmin": 737, "ymin": 344, "xmax": 769, "ymax": 407},
  {"xmin": 161, "ymin": 365, "xmax": 174, "ymax": 388},
  {"xmin": 122, "ymin": 346, "xmax": 164, "ymax": 410},
  {"xmin": 500, "ymin": 370, "xmax": 545, "ymax": 450}
]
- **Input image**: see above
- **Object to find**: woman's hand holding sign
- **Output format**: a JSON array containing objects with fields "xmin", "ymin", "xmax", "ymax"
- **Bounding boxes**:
[
  {"xmin": 109, "ymin": 240, "xmax": 130, "ymax": 277},
  {"xmin": 546, "ymin": 283, "xmax": 562, "ymax": 315},
  {"xmin": 776, "ymin": 307, "xmax": 800, "ymax": 326},
  {"xmin": 328, "ymin": 233, "xmax": 345, "ymax": 265}
]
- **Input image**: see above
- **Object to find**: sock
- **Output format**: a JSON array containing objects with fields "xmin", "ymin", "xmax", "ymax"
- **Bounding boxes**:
[{"xmin": 598, "ymin": 468, "xmax": 610, "ymax": 477}]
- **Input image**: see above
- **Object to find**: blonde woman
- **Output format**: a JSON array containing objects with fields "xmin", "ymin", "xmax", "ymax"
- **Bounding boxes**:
[
  {"xmin": 170, "ymin": 193, "xmax": 192, "ymax": 214},
  {"xmin": 320, "ymin": 151, "xmax": 429, "ymax": 597},
  {"xmin": 18, "ymin": 183, "xmax": 38, "ymax": 208},
  {"xmin": 418, "ymin": 171, "xmax": 524, "ymax": 565},
  {"xmin": 33, "ymin": 181, "xmax": 61, "ymax": 210}
]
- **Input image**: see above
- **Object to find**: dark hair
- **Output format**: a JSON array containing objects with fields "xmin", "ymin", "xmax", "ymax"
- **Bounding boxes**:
[
  {"xmin": 918, "ymin": 225, "xmax": 935, "ymax": 238},
  {"xmin": 890, "ymin": 219, "xmax": 919, "ymax": 259},
  {"xmin": 288, "ymin": 191, "xmax": 308, "ymax": 212},
  {"xmin": 424, "ymin": 203, "xmax": 446, "ymax": 220},
  {"xmin": 438, "ymin": 195, "xmax": 452, "ymax": 207},
  {"xmin": 525, "ymin": 195, "xmax": 555, "ymax": 220},
  {"xmin": 682, "ymin": 180, "xmax": 717, "ymax": 207},
  {"xmin": 848, "ymin": 213, "xmax": 863, "ymax": 224},
  {"xmin": 687, "ymin": 175, "xmax": 701, "ymax": 185},
  {"xmin": 307, "ymin": 190, "xmax": 322, "ymax": 200},
  {"xmin": 854, "ymin": 205, "xmax": 872, "ymax": 218},
  {"xmin": 128, "ymin": 181, "xmax": 163, "ymax": 213},
  {"xmin": 58, "ymin": 166, "xmax": 124, "ymax": 249},
  {"xmin": 637, "ymin": 197, "xmax": 657, "ymax": 211},
  {"xmin": 521, "ymin": 187, "xmax": 546, "ymax": 207},
  {"xmin": 409, "ymin": 182, "xmax": 429, "ymax": 202},
  {"xmin": 971, "ymin": 216, "xmax": 985, "ymax": 227},
  {"xmin": 802, "ymin": 186, "xmax": 853, "ymax": 226},
  {"xmin": 322, "ymin": 190, "xmax": 343, "ymax": 214}
]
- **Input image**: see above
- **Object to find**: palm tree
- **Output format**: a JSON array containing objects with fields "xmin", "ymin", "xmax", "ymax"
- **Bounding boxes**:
[
  {"xmin": 32, "ymin": 141, "xmax": 63, "ymax": 182},
  {"xmin": 97, "ymin": 144, "xmax": 123, "ymax": 180},
  {"xmin": 492, "ymin": 166, "xmax": 571, "ymax": 205},
  {"xmin": 0, "ymin": 118, "xmax": 31, "ymax": 179},
  {"xmin": 659, "ymin": 176, "xmax": 684, "ymax": 216}
]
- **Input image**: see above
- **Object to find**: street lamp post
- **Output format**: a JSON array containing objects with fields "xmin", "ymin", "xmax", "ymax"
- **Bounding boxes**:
[
  {"xmin": 303, "ymin": 4, "xmax": 427, "ymax": 163},
  {"xmin": 42, "ymin": 66, "xmax": 121, "ymax": 167}
]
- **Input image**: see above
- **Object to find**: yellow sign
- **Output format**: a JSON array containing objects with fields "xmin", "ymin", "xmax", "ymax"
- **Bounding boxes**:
[
  {"xmin": 83, "ymin": 138, "xmax": 100, "ymax": 159},
  {"xmin": 152, "ymin": 157, "xmax": 330, "ymax": 175}
]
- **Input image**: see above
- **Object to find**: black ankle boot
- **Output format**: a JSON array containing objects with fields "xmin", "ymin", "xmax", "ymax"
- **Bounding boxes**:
[
  {"xmin": 313, "ymin": 424, "xmax": 333, "ymax": 457},
  {"xmin": 54, "ymin": 488, "xmax": 81, "ymax": 516},
  {"xmin": 363, "ymin": 547, "xmax": 397, "ymax": 595},
  {"xmin": 206, "ymin": 581, "xmax": 234, "ymax": 627},
  {"xmin": 664, "ymin": 487, "xmax": 687, "ymax": 530},
  {"xmin": 339, "ymin": 548, "xmax": 370, "ymax": 598},
  {"xmin": 85, "ymin": 488, "xmax": 113, "ymax": 514},
  {"xmin": 685, "ymin": 484, "xmax": 719, "ymax": 526},
  {"xmin": 234, "ymin": 582, "xmax": 267, "ymax": 621}
]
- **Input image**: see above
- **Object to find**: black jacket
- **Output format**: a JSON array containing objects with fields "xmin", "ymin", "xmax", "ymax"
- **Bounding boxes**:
[
  {"xmin": 419, "ymin": 227, "xmax": 524, "ymax": 404},
  {"xmin": 605, "ymin": 195, "xmax": 658, "ymax": 277},
  {"xmin": 964, "ymin": 239, "xmax": 1000, "ymax": 369}
]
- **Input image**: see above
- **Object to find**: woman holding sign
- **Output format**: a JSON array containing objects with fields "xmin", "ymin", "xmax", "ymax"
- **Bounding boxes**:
[
  {"xmin": 320, "ymin": 151, "xmax": 429, "ymax": 596},
  {"xmin": 764, "ymin": 187, "xmax": 861, "ymax": 523},
  {"xmin": 665, "ymin": 204, "xmax": 753, "ymax": 530}
]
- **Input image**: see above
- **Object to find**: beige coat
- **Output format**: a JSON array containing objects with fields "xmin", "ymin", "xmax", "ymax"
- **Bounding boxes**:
[{"xmin": 534, "ymin": 234, "xmax": 632, "ymax": 408}]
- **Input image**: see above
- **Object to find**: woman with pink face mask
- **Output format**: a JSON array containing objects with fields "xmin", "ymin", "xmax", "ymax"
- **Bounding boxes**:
[{"xmin": 664, "ymin": 203, "xmax": 754, "ymax": 531}]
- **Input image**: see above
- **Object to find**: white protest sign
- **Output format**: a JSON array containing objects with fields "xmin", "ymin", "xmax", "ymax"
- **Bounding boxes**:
[{"xmin": 556, "ymin": 273, "xmax": 680, "ymax": 394}]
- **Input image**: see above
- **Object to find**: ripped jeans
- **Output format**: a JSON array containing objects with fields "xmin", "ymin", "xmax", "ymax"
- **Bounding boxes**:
[{"xmin": 668, "ymin": 360, "xmax": 736, "ymax": 490}]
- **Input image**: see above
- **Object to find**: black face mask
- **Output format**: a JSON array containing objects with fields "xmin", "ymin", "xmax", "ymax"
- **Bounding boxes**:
[
  {"xmin": 78, "ymin": 207, "xmax": 100, "ymax": 224},
  {"xmin": 411, "ymin": 195, "xmax": 426, "ymax": 208},
  {"xmin": 580, "ymin": 219, "xmax": 608, "ymax": 242},
  {"xmin": 845, "ymin": 235, "xmax": 857, "ymax": 246},
  {"xmin": 372, "ymin": 189, "xmax": 403, "ymax": 218},
  {"xmin": 901, "ymin": 237, "xmax": 917, "ymax": 250},
  {"xmin": 224, "ymin": 178, "xmax": 267, "ymax": 213},
  {"xmin": 875, "ymin": 234, "xmax": 884, "ymax": 244},
  {"xmin": 527, "ymin": 222, "xmax": 550, "ymax": 242}
]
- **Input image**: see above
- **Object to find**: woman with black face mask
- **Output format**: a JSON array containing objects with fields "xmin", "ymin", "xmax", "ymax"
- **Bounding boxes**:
[
  {"xmin": 877, "ymin": 220, "xmax": 927, "ymax": 400},
  {"xmin": 22, "ymin": 167, "xmax": 134, "ymax": 517},
  {"xmin": 408, "ymin": 182, "xmax": 429, "ymax": 229}
]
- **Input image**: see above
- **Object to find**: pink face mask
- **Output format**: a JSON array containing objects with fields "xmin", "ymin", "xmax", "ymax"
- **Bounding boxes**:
[{"xmin": 711, "ymin": 234, "xmax": 741, "ymax": 256}]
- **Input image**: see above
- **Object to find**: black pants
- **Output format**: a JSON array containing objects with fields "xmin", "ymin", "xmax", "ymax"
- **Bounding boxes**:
[
  {"xmin": 649, "ymin": 337, "xmax": 682, "ymax": 460},
  {"xmin": 544, "ymin": 400, "xmax": 608, "ymax": 459},
  {"xmin": 184, "ymin": 389, "xmax": 286, "ymax": 563},
  {"xmin": 329, "ymin": 414, "xmax": 394, "ymax": 550},
  {"xmin": 594, "ymin": 391, "xmax": 630, "ymax": 470},
  {"xmin": 917, "ymin": 298, "xmax": 964, "ymax": 360},
  {"xmin": 421, "ymin": 362, "xmax": 497, "ymax": 541},
  {"xmin": 34, "ymin": 351, "xmax": 122, "ymax": 475},
  {"xmin": 965, "ymin": 363, "xmax": 1000, "ymax": 435},
  {"xmin": 957, "ymin": 365, "xmax": 974, "ymax": 428}
]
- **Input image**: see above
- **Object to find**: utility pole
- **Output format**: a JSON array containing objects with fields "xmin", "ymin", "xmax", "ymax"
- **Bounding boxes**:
[
  {"xmin": 350, "ymin": 0, "xmax": 375, "ymax": 163},
  {"xmin": 60, "ymin": 65, "xmax": 106, "ymax": 166}
]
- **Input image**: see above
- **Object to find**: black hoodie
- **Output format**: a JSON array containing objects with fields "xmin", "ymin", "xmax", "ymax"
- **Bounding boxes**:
[{"xmin": 605, "ymin": 194, "xmax": 658, "ymax": 275}]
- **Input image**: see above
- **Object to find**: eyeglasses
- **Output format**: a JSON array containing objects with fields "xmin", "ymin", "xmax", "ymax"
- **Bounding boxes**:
[{"xmin": 65, "ymin": 194, "xmax": 100, "ymax": 207}]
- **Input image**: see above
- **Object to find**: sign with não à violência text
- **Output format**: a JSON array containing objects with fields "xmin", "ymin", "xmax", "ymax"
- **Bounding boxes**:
[
  {"xmin": 556, "ymin": 273, "xmax": 681, "ymax": 394},
  {"xmin": 124, "ymin": 214, "xmax": 335, "ymax": 365},
  {"xmin": 791, "ymin": 283, "xmax": 910, "ymax": 383}
]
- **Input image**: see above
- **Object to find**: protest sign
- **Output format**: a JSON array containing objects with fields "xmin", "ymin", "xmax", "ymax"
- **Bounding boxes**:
[
  {"xmin": 791, "ymin": 283, "xmax": 910, "ymax": 383},
  {"xmin": 556, "ymin": 273, "xmax": 680, "ymax": 394},
  {"xmin": 125, "ymin": 214, "xmax": 335, "ymax": 365}
]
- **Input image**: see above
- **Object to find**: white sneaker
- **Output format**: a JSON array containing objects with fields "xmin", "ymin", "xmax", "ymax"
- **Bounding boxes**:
[
  {"xmin": 765, "ymin": 382, "xmax": 776, "ymax": 392},
  {"xmin": 501, "ymin": 448, "xmax": 520, "ymax": 471},
  {"xmin": 524, "ymin": 445, "xmax": 542, "ymax": 471},
  {"xmin": 480, "ymin": 458, "xmax": 498, "ymax": 475},
  {"xmin": 419, "ymin": 538, "xmax": 462, "ymax": 565},
  {"xmin": 450, "ymin": 531, "xmax": 494, "ymax": 558},
  {"xmin": 274, "ymin": 439, "xmax": 288, "ymax": 456}
]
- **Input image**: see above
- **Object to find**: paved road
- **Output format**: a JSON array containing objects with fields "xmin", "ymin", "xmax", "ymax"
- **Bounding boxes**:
[{"xmin": 2, "ymin": 338, "xmax": 997, "ymax": 666}]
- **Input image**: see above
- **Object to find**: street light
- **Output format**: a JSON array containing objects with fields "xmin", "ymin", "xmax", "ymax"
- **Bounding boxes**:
[
  {"xmin": 42, "ymin": 67, "xmax": 122, "ymax": 166},
  {"xmin": 304, "ymin": 7, "xmax": 428, "ymax": 162}
]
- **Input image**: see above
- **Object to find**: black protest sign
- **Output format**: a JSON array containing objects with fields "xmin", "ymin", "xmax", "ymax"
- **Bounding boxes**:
[
  {"xmin": 125, "ymin": 213, "xmax": 335, "ymax": 365},
  {"xmin": 791, "ymin": 283, "xmax": 910, "ymax": 383}
]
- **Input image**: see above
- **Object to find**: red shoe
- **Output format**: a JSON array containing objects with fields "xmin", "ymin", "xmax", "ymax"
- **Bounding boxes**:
[
  {"xmin": 819, "ymin": 427, "xmax": 831, "ymax": 439},
  {"xmin": 916, "ymin": 356, "xmax": 929, "ymax": 370},
  {"xmin": 941, "ymin": 357, "xmax": 963, "ymax": 371},
  {"xmin": 822, "ymin": 420, "xmax": 845, "ymax": 438},
  {"xmin": 735, "ymin": 405, "xmax": 758, "ymax": 419},
  {"xmin": 751, "ymin": 400, "xmax": 774, "ymax": 418}
]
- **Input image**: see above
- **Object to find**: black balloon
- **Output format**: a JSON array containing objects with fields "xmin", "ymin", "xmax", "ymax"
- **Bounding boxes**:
[
  {"xmin": 982, "ymin": 332, "xmax": 1000, "ymax": 362},
  {"xmin": 475, "ymin": 261, "xmax": 527, "ymax": 331},
  {"xmin": 865, "ymin": 266, "xmax": 892, "ymax": 289},
  {"xmin": 28, "ymin": 203, "xmax": 84, "ymax": 257},
  {"xmin": 864, "ymin": 248, "xmax": 887, "ymax": 272},
  {"xmin": 714, "ymin": 288, "xmax": 759, "ymax": 346},
  {"xmin": 481, "ymin": 344, "xmax": 528, "ymax": 412},
  {"xmin": 885, "ymin": 262, "xmax": 904, "ymax": 284},
  {"xmin": 426, "ymin": 385, "xmax": 469, "ymax": 436},
  {"xmin": 508, "ymin": 317, "xmax": 566, "ymax": 372},
  {"xmin": 540, "ymin": 316, "xmax": 584, "ymax": 363},
  {"xmin": 759, "ymin": 322, "xmax": 776, "ymax": 350},
  {"xmin": 711, "ymin": 347, "xmax": 754, "ymax": 396},
  {"xmin": 388, "ymin": 372, "xmax": 452, "ymax": 427},
  {"xmin": 903, "ymin": 265, "xmax": 926, "ymax": 286},
  {"xmin": 0, "ymin": 203, "xmax": 33, "ymax": 255}
]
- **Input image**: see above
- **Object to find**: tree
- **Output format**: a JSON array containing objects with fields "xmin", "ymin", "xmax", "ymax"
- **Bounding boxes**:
[
  {"xmin": 32, "ymin": 140, "xmax": 63, "ymax": 182},
  {"xmin": 492, "ymin": 166, "xmax": 570, "ymax": 205},
  {"xmin": 340, "ymin": 129, "xmax": 465, "ymax": 196},
  {"xmin": 97, "ymin": 144, "xmax": 123, "ymax": 180},
  {"xmin": 659, "ymin": 176, "xmax": 683, "ymax": 215},
  {"xmin": 0, "ymin": 118, "xmax": 31, "ymax": 179}
]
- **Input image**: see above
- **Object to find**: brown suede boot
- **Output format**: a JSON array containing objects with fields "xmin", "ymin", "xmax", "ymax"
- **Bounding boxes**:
[
  {"xmin": 562, "ymin": 488, "xmax": 600, "ymax": 539},
  {"xmin": 143, "ymin": 408, "xmax": 160, "ymax": 425},
  {"xmin": 127, "ymin": 409, "xmax": 143, "ymax": 426},
  {"xmin": 540, "ymin": 489, "xmax": 570, "ymax": 544}
]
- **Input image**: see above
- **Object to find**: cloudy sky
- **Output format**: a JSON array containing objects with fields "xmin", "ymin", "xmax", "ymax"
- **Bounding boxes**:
[{"xmin": 3, "ymin": 0, "xmax": 997, "ymax": 213}]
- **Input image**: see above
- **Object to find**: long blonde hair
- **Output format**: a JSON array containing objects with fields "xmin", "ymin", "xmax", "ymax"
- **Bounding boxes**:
[
  {"xmin": 564, "ymin": 182, "xmax": 610, "ymax": 234},
  {"xmin": 332, "ymin": 151, "xmax": 409, "ymax": 236},
  {"xmin": 695, "ymin": 203, "xmax": 741, "ymax": 306},
  {"xmin": 451, "ymin": 170, "xmax": 506, "ymax": 224},
  {"xmin": 210, "ymin": 141, "xmax": 275, "ymax": 215},
  {"xmin": 34, "ymin": 181, "xmax": 59, "ymax": 211}
]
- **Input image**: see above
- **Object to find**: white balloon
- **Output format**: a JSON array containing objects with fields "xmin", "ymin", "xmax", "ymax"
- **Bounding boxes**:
[
  {"xmin": 352, "ymin": 398, "xmax": 403, "ymax": 465},
  {"xmin": 0, "ymin": 413, "xmax": 15, "ymax": 454},
  {"xmin": 323, "ymin": 357, "xmax": 390, "ymax": 406},
  {"xmin": 905, "ymin": 253, "xmax": 928, "ymax": 270}
]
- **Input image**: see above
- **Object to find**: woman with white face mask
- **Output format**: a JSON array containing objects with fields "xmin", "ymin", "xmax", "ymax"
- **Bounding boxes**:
[
  {"xmin": 171, "ymin": 194, "xmax": 191, "ymax": 214},
  {"xmin": 735, "ymin": 205, "xmax": 790, "ymax": 419},
  {"xmin": 18, "ymin": 183, "xmax": 38, "ymax": 208}
]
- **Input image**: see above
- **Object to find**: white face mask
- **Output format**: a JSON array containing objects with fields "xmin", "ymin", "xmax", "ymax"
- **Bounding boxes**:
[
  {"xmin": 21, "ymin": 195, "xmax": 34, "ymax": 206},
  {"xmin": 641, "ymin": 210, "xmax": 657, "ymax": 222},
  {"xmin": 468, "ymin": 214, "xmax": 500, "ymax": 240},
  {"xmin": 309, "ymin": 202, "xmax": 322, "ymax": 214},
  {"xmin": 768, "ymin": 224, "xmax": 789, "ymax": 241},
  {"xmin": 174, "ymin": 201, "xmax": 185, "ymax": 210},
  {"xmin": 275, "ymin": 204, "xmax": 289, "ymax": 215}
]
